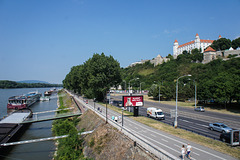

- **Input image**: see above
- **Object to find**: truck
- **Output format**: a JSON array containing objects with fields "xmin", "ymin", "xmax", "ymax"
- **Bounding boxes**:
[{"xmin": 147, "ymin": 107, "xmax": 165, "ymax": 120}]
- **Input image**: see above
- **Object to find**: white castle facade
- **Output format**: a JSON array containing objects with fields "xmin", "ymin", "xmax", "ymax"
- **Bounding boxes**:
[{"xmin": 173, "ymin": 34, "xmax": 220, "ymax": 58}]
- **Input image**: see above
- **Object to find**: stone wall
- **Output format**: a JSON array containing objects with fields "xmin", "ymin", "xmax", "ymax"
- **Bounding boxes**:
[{"xmin": 203, "ymin": 50, "xmax": 240, "ymax": 64}]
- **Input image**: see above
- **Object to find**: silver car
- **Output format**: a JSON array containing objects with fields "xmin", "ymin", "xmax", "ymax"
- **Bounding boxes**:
[
  {"xmin": 209, "ymin": 123, "xmax": 232, "ymax": 133},
  {"xmin": 194, "ymin": 106, "xmax": 205, "ymax": 112}
]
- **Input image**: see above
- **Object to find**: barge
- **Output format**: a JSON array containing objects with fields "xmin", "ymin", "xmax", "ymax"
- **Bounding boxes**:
[
  {"xmin": 0, "ymin": 109, "xmax": 32, "ymax": 152},
  {"xmin": 7, "ymin": 91, "xmax": 41, "ymax": 110}
]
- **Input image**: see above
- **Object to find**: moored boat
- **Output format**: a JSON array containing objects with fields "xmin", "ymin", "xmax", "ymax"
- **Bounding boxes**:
[
  {"xmin": 0, "ymin": 109, "xmax": 32, "ymax": 152},
  {"xmin": 44, "ymin": 91, "xmax": 52, "ymax": 96},
  {"xmin": 7, "ymin": 91, "xmax": 42, "ymax": 110},
  {"xmin": 40, "ymin": 96, "xmax": 50, "ymax": 101}
]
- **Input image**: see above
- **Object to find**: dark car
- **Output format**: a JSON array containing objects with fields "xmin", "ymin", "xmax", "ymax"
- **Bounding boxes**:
[{"xmin": 220, "ymin": 132, "xmax": 231, "ymax": 143}]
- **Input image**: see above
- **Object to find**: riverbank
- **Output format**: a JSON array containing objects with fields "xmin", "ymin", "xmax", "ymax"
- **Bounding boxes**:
[{"xmin": 52, "ymin": 90, "xmax": 86, "ymax": 159}]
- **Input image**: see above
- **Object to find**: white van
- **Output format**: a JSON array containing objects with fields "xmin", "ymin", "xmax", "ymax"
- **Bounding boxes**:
[{"xmin": 147, "ymin": 107, "xmax": 165, "ymax": 120}]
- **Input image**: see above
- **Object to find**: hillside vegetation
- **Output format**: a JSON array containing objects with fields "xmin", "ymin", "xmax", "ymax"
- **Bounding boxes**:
[{"xmin": 122, "ymin": 53, "xmax": 240, "ymax": 108}]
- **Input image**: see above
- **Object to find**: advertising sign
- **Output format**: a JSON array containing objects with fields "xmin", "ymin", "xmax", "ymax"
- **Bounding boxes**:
[
  {"xmin": 122, "ymin": 96, "xmax": 143, "ymax": 107},
  {"xmin": 231, "ymin": 130, "xmax": 240, "ymax": 146}
]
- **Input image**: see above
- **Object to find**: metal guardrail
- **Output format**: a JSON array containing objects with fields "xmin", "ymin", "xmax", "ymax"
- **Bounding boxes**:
[{"xmin": 0, "ymin": 130, "xmax": 93, "ymax": 147}]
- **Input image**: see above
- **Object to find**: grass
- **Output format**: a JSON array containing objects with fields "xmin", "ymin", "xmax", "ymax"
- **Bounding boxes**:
[
  {"xmin": 138, "ymin": 68, "xmax": 156, "ymax": 76},
  {"xmin": 98, "ymin": 103, "xmax": 240, "ymax": 159},
  {"xmin": 144, "ymin": 95, "xmax": 240, "ymax": 116},
  {"xmin": 112, "ymin": 94, "xmax": 240, "ymax": 116}
]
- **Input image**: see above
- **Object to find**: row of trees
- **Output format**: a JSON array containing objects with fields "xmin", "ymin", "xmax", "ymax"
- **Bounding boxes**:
[
  {"xmin": 210, "ymin": 37, "xmax": 240, "ymax": 51},
  {"xmin": 0, "ymin": 80, "xmax": 62, "ymax": 89},
  {"xmin": 63, "ymin": 53, "xmax": 122, "ymax": 101}
]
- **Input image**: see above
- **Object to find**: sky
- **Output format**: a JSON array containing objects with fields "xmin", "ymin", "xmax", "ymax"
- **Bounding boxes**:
[{"xmin": 0, "ymin": 0, "xmax": 239, "ymax": 84}]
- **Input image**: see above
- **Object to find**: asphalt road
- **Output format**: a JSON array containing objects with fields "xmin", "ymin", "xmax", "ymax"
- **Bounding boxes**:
[
  {"xmin": 111, "ymin": 94, "xmax": 240, "ymax": 141},
  {"xmin": 69, "ymin": 91, "xmax": 237, "ymax": 160}
]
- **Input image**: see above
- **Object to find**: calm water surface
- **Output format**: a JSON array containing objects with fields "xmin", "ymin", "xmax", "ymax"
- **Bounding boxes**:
[{"xmin": 0, "ymin": 88, "xmax": 61, "ymax": 160}]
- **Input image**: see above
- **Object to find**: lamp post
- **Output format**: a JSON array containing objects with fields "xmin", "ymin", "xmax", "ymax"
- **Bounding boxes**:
[
  {"xmin": 174, "ymin": 74, "xmax": 192, "ymax": 128},
  {"xmin": 158, "ymin": 84, "xmax": 160, "ymax": 102},
  {"xmin": 140, "ymin": 82, "xmax": 144, "ymax": 94},
  {"xmin": 129, "ymin": 78, "xmax": 139, "ymax": 94},
  {"xmin": 194, "ymin": 80, "xmax": 197, "ymax": 109},
  {"xmin": 106, "ymin": 91, "xmax": 108, "ymax": 124},
  {"xmin": 123, "ymin": 80, "xmax": 126, "ymax": 92}
]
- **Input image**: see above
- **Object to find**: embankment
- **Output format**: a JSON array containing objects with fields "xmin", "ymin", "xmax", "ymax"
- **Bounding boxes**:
[
  {"xmin": 78, "ymin": 109, "xmax": 157, "ymax": 160},
  {"xmin": 55, "ymin": 90, "xmax": 156, "ymax": 159}
]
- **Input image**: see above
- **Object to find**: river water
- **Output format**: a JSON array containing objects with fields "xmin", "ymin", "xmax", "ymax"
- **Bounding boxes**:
[{"xmin": 0, "ymin": 88, "xmax": 61, "ymax": 160}]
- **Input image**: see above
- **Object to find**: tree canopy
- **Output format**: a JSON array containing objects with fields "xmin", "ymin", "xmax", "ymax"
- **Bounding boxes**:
[
  {"xmin": 63, "ymin": 53, "xmax": 122, "ymax": 101},
  {"xmin": 210, "ymin": 38, "xmax": 232, "ymax": 51},
  {"xmin": 232, "ymin": 37, "xmax": 240, "ymax": 49}
]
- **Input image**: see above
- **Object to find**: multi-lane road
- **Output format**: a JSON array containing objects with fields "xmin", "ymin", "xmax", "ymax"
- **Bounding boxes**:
[
  {"xmin": 111, "ymin": 94, "xmax": 240, "ymax": 141},
  {"xmin": 68, "ymin": 91, "xmax": 237, "ymax": 160}
]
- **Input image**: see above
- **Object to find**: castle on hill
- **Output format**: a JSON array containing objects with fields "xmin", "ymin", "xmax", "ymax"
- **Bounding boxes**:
[{"xmin": 173, "ymin": 33, "xmax": 220, "ymax": 58}]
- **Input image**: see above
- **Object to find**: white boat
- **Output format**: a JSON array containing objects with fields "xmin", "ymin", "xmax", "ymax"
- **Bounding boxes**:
[{"xmin": 40, "ymin": 96, "xmax": 50, "ymax": 101}]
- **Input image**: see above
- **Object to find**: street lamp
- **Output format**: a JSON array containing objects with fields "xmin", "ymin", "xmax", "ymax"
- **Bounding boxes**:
[
  {"xmin": 153, "ymin": 81, "xmax": 161, "ymax": 102},
  {"xmin": 129, "ymin": 78, "xmax": 139, "ymax": 94},
  {"xmin": 194, "ymin": 80, "xmax": 197, "ymax": 109},
  {"xmin": 140, "ymin": 82, "xmax": 145, "ymax": 94},
  {"xmin": 123, "ymin": 80, "xmax": 126, "ymax": 92},
  {"xmin": 174, "ymin": 74, "xmax": 192, "ymax": 128},
  {"xmin": 158, "ymin": 84, "xmax": 161, "ymax": 102}
]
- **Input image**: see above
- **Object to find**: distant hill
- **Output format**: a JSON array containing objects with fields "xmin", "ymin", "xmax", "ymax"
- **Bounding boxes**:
[
  {"xmin": 17, "ymin": 80, "xmax": 50, "ymax": 84},
  {"xmin": 0, "ymin": 80, "xmax": 62, "ymax": 89}
]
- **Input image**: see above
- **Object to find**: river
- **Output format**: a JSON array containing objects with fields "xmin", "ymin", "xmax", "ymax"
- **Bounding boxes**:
[{"xmin": 0, "ymin": 88, "xmax": 61, "ymax": 160}]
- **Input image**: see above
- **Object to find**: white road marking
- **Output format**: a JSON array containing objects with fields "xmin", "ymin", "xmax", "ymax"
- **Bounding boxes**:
[
  {"xmin": 150, "ymin": 134, "xmax": 156, "ymax": 137},
  {"xmin": 161, "ymin": 139, "xmax": 168, "ymax": 143},
  {"xmin": 174, "ymin": 144, "xmax": 179, "ymax": 148},
  {"xmin": 181, "ymin": 119, "xmax": 192, "ymax": 123}
]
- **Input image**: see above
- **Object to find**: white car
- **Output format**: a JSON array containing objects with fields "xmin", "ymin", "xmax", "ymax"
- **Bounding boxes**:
[{"xmin": 194, "ymin": 106, "xmax": 205, "ymax": 112}]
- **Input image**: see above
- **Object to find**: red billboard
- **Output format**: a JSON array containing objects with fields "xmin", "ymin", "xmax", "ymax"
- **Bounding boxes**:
[{"xmin": 122, "ymin": 95, "xmax": 144, "ymax": 107}]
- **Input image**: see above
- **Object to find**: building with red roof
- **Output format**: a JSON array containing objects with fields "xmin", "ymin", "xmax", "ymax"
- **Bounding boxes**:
[{"xmin": 173, "ymin": 34, "xmax": 220, "ymax": 58}]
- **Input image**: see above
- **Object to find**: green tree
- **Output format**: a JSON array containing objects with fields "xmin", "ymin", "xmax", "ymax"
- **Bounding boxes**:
[
  {"xmin": 232, "ymin": 37, "xmax": 240, "ymax": 49},
  {"xmin": 63, "ymin": 53, "xmax": 122, "ymax": 101},
  {"xmin": 190, "ymin": 48, "xmax": 203, "ymax": 62},
  {"xmin": 210, "ymin": 38, "xmax": 231, "ymax": 51}
]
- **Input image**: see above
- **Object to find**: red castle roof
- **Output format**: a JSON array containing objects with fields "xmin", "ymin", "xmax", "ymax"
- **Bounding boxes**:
[{"xmin": 204, "ymin": 46, "xmax": 216, "ymax": 52}]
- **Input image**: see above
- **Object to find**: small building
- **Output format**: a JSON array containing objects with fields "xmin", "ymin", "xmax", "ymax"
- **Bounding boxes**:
[
  {"xmin": 203, "ymin": 46, "xmax": 240, "ymax": 64},
  {"xmin": 203, "ymin": 46, "xmax": 216, "ymax": 63}
]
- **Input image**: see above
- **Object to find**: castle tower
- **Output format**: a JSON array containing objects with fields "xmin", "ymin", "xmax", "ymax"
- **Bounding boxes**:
[
  {"xmin": 195, "ymin": 33, "xmax": 200, "ymax": 49},
  {"xmin": 173, "ymin": 39, "xmax": 179, "ymax": 58}
]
